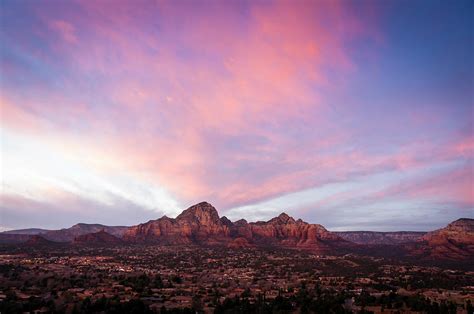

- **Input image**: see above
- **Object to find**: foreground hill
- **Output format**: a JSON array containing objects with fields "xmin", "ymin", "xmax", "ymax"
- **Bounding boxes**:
[
  {"xmin": 406, "ymin": 218, "xmax": 474, "ymax": 260},
  {"xmin": 25, "ymin": 235, "xmax": 56, "ymax": 246},
  {"xmin": 74, "ymin": 230, "xmax": 123, "ymax": 245},
  {"xmin": 123, "ymin": 202, "xmax": 351, "ymax": 252},
  {"xmin": 335, "ymin": 231, "xmax": 426, "ymax": 245}
]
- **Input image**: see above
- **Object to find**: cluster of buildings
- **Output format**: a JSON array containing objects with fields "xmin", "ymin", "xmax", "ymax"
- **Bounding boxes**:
[{"xmin": 0, "ymin": 246, "xmax": 473, "ymax": 313}]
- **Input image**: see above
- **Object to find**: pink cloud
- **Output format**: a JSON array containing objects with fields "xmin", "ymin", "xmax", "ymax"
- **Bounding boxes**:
[
  {"xmin": 49, "ymin": 20, "xmax": 78, "ymax": 44},
  {"xmin": 1, "ymin": 0, "xmax": 471, "ymax": 218}
]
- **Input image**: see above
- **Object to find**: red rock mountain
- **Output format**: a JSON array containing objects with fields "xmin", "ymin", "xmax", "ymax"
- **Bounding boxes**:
[
  {"xmin": 123, "ymin": 202, "xmax": 230, "ymax": 245},
  {"xmin": 228, "ymin": 213, "xmax": 349, "ymax": 251},
  {"xmin": 123, "ymin": 202, "xmax": 350, "ymax": 252},
  {"xmin": 3, "ymin": 200, "xmax": 471, "ymax": 261},
  {"xmin": 74, "ymin": 230, "xmax": 123, "ymax": 245},
  {"xmin": 407, "ymin": 218, "xmax": 474, "ymax": 260},
  {"xmin": 25, "ymin": 235, "xmax": 55, "ymax": 246}
]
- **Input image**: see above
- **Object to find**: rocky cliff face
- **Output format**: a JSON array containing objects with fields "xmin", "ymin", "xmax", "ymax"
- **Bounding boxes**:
[
  {"xmin": 426, "ymin": 218, "xmax": 474, "ymax": 236},
  {"xmin": 123, "ymin": 202, "xmax": 230, "ymax": 244},
  {"xmin": 2, "ymin": 201, "xmax": 472, "ymax": 261},
  {"xmin": 74, "ymin": 230, "xmax": 123, "ymax": 245},
  {"xmin": 123, "ymin": 202, "xmax": 350, "ymax": 252},
  {"xmin": 226, "ymin": 213, "xmax": 348, "ymax": 251},
  {"xmin": 335, "ymin": 231, "xmax": 426, "ymax": 245},
  {"xmin": 407, "ymin": 218, "xmax": 474, "ymax": 260}
]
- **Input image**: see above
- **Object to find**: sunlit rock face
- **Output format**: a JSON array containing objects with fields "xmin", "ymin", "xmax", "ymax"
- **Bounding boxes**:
[
  {"xmin": 236, "ymin": 212, "xmax": 347, "ymax": 251},
  {"xmin": 176, "ymin": 202, "xmax": 231, "ymax": 240},
  {"xmin": 408, "ymin": 218, "xmax": 474, "ymax": 260},
  {"xmin": 123, "ymin": 202, "xmax": 350, "ymax": 252},
  {"xmin": 123, "ymin": 202, "xmax": 230, "ymax": 244},
  {"xmin": 2, "ymin": 201, "xmax": 472, "ymax": 261}
]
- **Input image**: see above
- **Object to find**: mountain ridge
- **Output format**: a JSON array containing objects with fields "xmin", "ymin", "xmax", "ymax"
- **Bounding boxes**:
[
  {"xmin": 124, "ymin": 202, "xmax": 352, "ymax": 252},
  {"xmin": 1, "ymin": 202, "xmax": 472, "ymax": 261},
  {"xmin": 405, "ymin": 218, "xmax": 474, "ymax": 260},
  {"xmin": 335, "ymin": 231, "xmax": 426, "ymax": 245}
]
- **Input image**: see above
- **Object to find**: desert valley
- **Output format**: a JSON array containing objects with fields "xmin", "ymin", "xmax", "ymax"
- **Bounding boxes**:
[
  {"xmin": 1, "ymin": 202, "xmax": 473, "ymax": 313},
  {"xmin": 1, "ymin": 0, "xmax": 473, "ymax": 313}
]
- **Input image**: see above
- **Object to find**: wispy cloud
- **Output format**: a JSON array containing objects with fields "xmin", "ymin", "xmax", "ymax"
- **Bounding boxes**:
[{"xmin": 0, "ymin": 0, "xmax": 472, "ymax": 230}]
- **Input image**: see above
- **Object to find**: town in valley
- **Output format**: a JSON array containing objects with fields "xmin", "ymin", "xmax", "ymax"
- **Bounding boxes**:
[{"xmin": 1, "ymin": 203, "xmax": 473, "ymax": 313}]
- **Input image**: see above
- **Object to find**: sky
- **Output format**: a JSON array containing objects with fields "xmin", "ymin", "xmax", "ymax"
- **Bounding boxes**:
[{"xmin": 0, "ymin": 0, "xmax": 472, "ymax": 232}]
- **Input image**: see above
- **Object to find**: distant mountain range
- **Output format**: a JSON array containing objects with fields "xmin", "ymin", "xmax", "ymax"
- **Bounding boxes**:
[
  {"xmin": 1, "ymin": 202, "xmax": 473, "ymax": 261},
  {"xmin": 44, "ymin": 223, "xmax": 129, "ymax": 242},
  {"xmin": 0, "ymin": 223, "xmax": 128, "ymax": 243},
  {"xmin": 2, "ymin": 228, "xmax": 51, "ymax": 235},
  {"xmin": 335, "ymin": 231, "xmax": 426, "ymax": 245}
]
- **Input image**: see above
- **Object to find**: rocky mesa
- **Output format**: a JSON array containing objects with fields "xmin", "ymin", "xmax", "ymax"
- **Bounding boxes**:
[
  {"xmin": 123, "ymin": 202, "xmax": 350, "ymax": 252},
  {"xmin": 406, "ymin": 218, "xmax": 474, "ymax": 260},
  {"xmin": 123, "ymin": 202, "xmax": 230, "ymax": 245}
]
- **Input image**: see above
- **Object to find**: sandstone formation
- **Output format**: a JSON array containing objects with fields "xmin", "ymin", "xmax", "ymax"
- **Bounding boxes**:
[
  {"xmin": 25, "ymin": 235, "xmax": 55, "ymax": 246},
  {"xmin": 2, "ymin": 201, "xmax": 472, "ymax": 262},
  {"xmin": 407, "ymin": 218, "xmax": 474, "ymax": 260},
  {"xmin": 123, "ymin": 202, "xmax": 350, "ymax": 252},
  {"xmin": 123, "ymin": 202, "xmax": 230, "ymax": 244}
]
